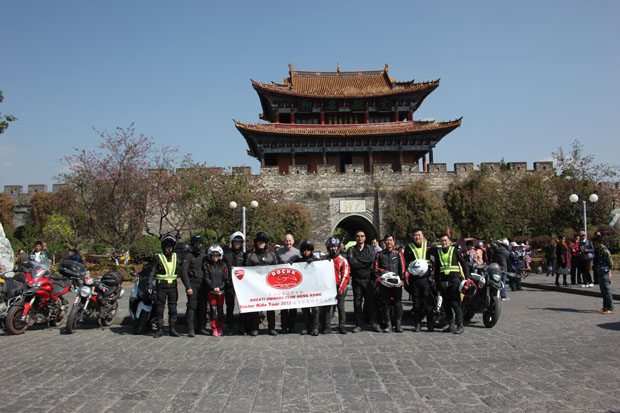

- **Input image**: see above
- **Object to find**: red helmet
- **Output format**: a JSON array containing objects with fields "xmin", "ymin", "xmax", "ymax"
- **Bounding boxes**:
[{"xmin": 459, "ymin": 279, "xmax": 478, "ymax": 297}]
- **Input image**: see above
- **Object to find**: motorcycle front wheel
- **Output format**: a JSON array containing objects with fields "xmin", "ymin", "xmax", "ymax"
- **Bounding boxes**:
[
  {"xmin": 101, "ymin": 302, "xmax": 118, "ymax": 327},
  {"xmin": 135, "ymin": 310, "xmax": 151, "ymax": 334},
  {"xmin": 66, "ymin": 305, "xmax": 83, "ymax": 334},
  {"xmin": 482, "ymin": 295, "xmax": 501, "ymax": 328},
  {"xmin": 5, "ymin": 304, "xmax": 28, "ymax": 335}
]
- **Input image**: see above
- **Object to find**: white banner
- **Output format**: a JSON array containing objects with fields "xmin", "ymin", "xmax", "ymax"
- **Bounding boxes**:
[{"xmin": 231, "ymin": 260, "xmax": 337, "ymax": 313}]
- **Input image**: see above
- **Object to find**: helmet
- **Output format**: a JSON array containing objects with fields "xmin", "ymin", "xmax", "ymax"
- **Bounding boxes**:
[
  {"xmin": 175, "ymin": 242, "xmax": 191, "ymax": 254},
  {"xmin": 407, "ymin": 259, "xmax": 428, "ymax": 276},
  {"xmin": 299, "ymin": 239, "xmax": 315, "ymax": 252},
  {"xmin": 254, "ymin": 231, "xmax": 269, "ymax": 244},
  {"xmin": 325, "ymin": 236, "xmax": 340, "ymax": 249},
  {"xmin": 229, "ymin": 231, "xmax": 245, "ymax": 248},
  {"xmin": 207, "ymin": 245, "xmax": 224, "ymax": 258},
  {"xmin": 459, "ymin": 279, "xmax": 478, "ymax": 297},
  {"xmin": 379, "ymin": 272, "xmax": 401, "ymax": 288},
  {"xmin": 161, "ymin": 234, "xmax": 177, "ymax": 251},
  {"xmin": 487, "ymin": 262, "xmax": 502, "ymax": 282},
  {"xmin": 190, "ymin": 235, "xmax": 205, "ymax": 252}
]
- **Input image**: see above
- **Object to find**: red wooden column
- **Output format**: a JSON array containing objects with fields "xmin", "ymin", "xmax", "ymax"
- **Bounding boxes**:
[
  {"xmin": 408, "ymin": 108, "xmax": 413, "ymax": 121},
  {"xmin": 275, "ymin": 108, "xmax": 280, "ymax": 123},
  {"xmin": 422, "ymin": 154, "xmax": 427, "ymax": 172},
  {"xmin": 290, "ymin": 108, "xmax": 295, "ymax": 124},
  {"xmin": 394, "ymin": 107, "xmax": 399, "ymax": 122},
  {"xmin": 365, "ymin": 106, "xmax": 369, "ymax": 124},
  {"xmin": 320, "ymin": 108, "xmax": 325, "ymax": 125}
]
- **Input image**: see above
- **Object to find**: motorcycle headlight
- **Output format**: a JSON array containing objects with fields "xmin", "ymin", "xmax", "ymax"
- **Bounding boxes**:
[
  {"xmin": 80, "ymin": 286, "xmax": 92, "ymax": 297},
  {"xmin": 31, "ymin": 281, "xmax": 43, "ymax": 288},
  {"xmin": 492, "ymin": 273, "xmax": 501, "ymax": 282}
]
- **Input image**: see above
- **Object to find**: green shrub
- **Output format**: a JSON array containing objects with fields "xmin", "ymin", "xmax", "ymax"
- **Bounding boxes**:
[{"xmin": 130, "ymin": 235, "xmax": 160, "ymax": 263}]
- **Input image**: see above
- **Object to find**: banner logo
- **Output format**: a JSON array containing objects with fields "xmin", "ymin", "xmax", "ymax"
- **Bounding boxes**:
[
  {"xmin": 235, "ymin": 269, "xmax": 245, "ymax": 280},
  {"xmin": 265, "ymin": 268, "xmax": 303, "ymax": 290}
]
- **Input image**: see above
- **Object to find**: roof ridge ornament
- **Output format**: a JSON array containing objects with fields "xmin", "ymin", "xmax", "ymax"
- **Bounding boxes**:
[
  {"xmin": 385, "ymin": 62, "xmax": 389, "ymax": 73},
  {"xmin": 337, "ymin": 63, "xmax": 341, "ymax": 73}
]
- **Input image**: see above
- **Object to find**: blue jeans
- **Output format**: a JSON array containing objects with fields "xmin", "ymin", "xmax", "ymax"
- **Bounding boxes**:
[
  {"xmin": 501, "ymin": 272, "xmax": 508, "ymax": 299},
  {"xmin": 598, "ymin": 271, "xmax": 614, "ymax": 311}
]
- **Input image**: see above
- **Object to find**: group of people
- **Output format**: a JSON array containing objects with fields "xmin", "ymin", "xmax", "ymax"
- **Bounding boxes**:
[{"xmin": 145, "ymin": 227, "xmax": 482, "ymax": 338}]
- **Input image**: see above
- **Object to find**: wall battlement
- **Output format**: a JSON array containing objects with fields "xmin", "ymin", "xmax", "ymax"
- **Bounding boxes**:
[{"xmin": 2, "ymin": 161, "xmax": 553, "ymax": 201}]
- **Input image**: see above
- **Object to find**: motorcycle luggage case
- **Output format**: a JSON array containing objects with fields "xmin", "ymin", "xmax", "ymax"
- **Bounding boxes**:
[
  {"xmin": 4, "ymin": 278, "xmax": 24, "ymax": 299},
  {"xmin": 101, "ymin": 271, "xmax": 123, "ymax": 287},
  {"xmin": 57, "ymin": 260, "xmax": 86, "ymax": 279}
]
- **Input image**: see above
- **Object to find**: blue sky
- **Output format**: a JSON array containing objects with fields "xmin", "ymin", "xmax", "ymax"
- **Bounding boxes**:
[{"xmin": 1, "ymin": 0, "xmax": 619, "ymax": 188}]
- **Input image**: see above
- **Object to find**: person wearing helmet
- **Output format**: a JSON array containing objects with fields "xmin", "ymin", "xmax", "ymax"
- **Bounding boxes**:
[
  {"xmin": 433, "ymin": 233, "xmax": 470, "ymax": 334},
  {"xmin": 181, "ymin": 234, "xmax": 208, "ymax": 337},
  {"xmin": 295, "ymin": 239, "xmax": 320, "ymax": 336},
  {"xmin": 404, "ymin": 229, "xmax": 435, "ymax": 332},
  {"xmin": 147, "ymin": 234, "xmax": 192, "ymax": 338},
  {"xmin": 374, "ymin": 234, "xmax": 406, "ymax": 333},
  {"xmin": 347, "ymin": 230, "xmax": 380, "ymax": 333},
  {"xmin": 204, "ymin": 245, "xmax": 229, "ymax": 336},
  {"xmin": 320, "ymin": 236, "xmax": 350, "ymax": 334},
  {"xmin": 223, "ymin": 231, "xmax": 245, "ymax": 334},
  {"xmin": 244, "ymin": 231, "xmax": 278, "ymax": 336}
]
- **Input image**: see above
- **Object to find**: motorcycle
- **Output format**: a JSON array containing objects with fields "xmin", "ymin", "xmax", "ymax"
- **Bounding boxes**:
[
  {"xmin": 63, "ymin": 261, "xmax": 124, "ymax": 333},
  {"xmin": 128, "ymin": 263, "xmax": 156, "ymax": 334},
  {"xmin": 0, "ymin": 270, "xmax": 25, "ymax": 324},
  {"xmin": 4, "ymin": 259, "xmax": 75, "ymax": 335},
  {"xmin": 462, "ymin": 263, "xmax": 503, "ymax": 328}
]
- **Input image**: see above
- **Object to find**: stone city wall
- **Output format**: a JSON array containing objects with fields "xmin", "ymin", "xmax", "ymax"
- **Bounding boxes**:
[{"xmin": 4, "ymin": 163, "xmax": 553, "ymax": 249}]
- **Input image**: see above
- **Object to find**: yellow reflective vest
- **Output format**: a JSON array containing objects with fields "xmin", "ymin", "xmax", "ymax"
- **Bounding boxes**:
[{"xmin": 155, "ymin": 252, "xmax": 178, "ymax": 284}]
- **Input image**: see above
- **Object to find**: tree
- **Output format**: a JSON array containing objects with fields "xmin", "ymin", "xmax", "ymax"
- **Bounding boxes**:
[
  {"xmin": 42, "ymin": 213, "xmax": 78, "ymax": 253},
  {"xmin": 445, "ymin": 169, "xmax": 504, "ymax": 239},
  {"xmin": 0, "ymin": 90, "xmax": 18, "ymax": 135},
  {"xmin": 552, "ymin": 140, "xmax": 618, "ymax": 233},
  {"xmin": 503, "ymin": 172, "xmax": 555, "ymax": 237},
  {"xmin": 386, "ymin": 180, "xmax": 453, "ymax": 242},
  {"xmin": 59, "ymin": 124, "xmax": 154, "ymax": 251},
  {"xmin": 0, "ymin": 193, "xmax": 15, "ymax": 232}
]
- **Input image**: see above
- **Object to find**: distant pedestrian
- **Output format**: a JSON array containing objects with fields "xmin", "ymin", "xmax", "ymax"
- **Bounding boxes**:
[
  {"xmin": 593, "ymin": 237, "xmax": 613, "ymax": 314},
  {"xmin": 545, "ymin": 238, "xmax": 557, "ymax": 277},
  {"xmin": 555, "ymin": 235, "xmax": 570, "ymax": 287},
  {"xmin": 66, "ymin": 248, "xmax": 84, "ymax": 264}
]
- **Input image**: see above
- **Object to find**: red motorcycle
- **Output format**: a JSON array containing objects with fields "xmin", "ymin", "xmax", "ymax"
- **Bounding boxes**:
[{"xmin": 4, "ymin": 259, "xmax": 74, "ymax": 335}]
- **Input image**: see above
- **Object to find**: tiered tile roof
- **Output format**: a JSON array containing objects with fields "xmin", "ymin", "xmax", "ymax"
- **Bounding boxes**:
[{"xmin": 251, "ymin": 64, "xmax": 439, "ymax": 98}]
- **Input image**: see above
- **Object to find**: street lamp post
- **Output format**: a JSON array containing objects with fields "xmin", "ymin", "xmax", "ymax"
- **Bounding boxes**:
[
  {"xmin": 569, "ymin": 193, "xmax": 599, "ymax": 237},
  {"xmin": 229, "ymin": 200, "xmax": 259, "ymax": 253}
]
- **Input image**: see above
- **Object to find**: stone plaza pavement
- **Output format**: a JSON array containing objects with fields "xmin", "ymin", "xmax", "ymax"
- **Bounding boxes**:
[{"xmin": 0, "ymin": 283, "xmax": 618, "ymax": 413}]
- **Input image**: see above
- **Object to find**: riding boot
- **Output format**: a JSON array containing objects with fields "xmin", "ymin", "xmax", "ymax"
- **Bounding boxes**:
[
  {"xmin": 154, "ymin": 322, "xmax": 164, "ymax": 338},
  {"xmin": 394, "ymin": 321, "xmax": 403, "ymax": 333},
  {"xmin": 426, "ymin": 315, "xmax": 435, "ymax": 332},
  {"xmin": 187, "ymin": 310, "xmax": 195, "ymax": 337},
  {"xmin": 443, "ymin": 323, "xmax": 456, "ymax": 333},
  {"xmin": 169, "ymin": 321, "xmax": 180, "ymax": 337},
  {"xmin": 413, "ymin": 323, "xmax": 421, "ymax": 332},
  {"xmin": 455, "ymin": 323, "xmax": 464, "ymax": 334}
]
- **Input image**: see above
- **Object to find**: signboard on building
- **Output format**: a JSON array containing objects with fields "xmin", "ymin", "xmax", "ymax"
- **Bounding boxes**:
[{"xmin": 339, "ymin": 200, "xmax": 366, "ymax": 213}]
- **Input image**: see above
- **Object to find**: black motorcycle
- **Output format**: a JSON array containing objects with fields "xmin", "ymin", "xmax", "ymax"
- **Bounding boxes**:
[
  {"xmin": 462, "ymin": 263, "xmax": 503, "ymax": 328},
  {"xmin": 0, "ymin": 270, "xmax": 25, "ymax": 325},
  {"xmin": 128, "ymin": 264, "xmax": 156, "ymax": 334},
  {"xmin": 60, "ymin": 260, "xmax": 124, "ymax": 333}
]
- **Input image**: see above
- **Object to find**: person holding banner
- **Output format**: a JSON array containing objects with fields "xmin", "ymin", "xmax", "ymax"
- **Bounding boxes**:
[
  {"xmin": 295, "ymin": 239, "xmax": 320, "ymax": 336},
  {"xmin": 204, "ymin": 245, "xmax": 229, "ymax": 337},
  {"xmin": 374, "ymin": 234, "xmax": 406, "ymax": 333},
  {"xmin": 245, "ymin": 231, "xmax": 279, "ymax": 336},
  {"xmin": 277, "ymin": 233, "xmax": 302, "ymax": 334},
  {"xmin": 321, "ymin": 236, "xmax": 350, "ymax": 334},
  {"xmin": 223, "ymin": 231, "xmax": 245, "ymax": 334}
]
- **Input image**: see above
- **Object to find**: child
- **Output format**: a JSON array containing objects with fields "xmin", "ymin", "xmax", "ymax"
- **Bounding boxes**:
[{"xmin": 204, "ymin": 245, "xmax": 229, "ymax": 336}]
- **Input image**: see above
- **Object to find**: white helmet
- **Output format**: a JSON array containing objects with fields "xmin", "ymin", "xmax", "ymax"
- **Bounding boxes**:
[
  {"xmin": 229, "ymin": 231, "xmax": 245, "ymax": 248},
  {"xmin": 379, "ymin": 272, "xmax": 401, "ymax": 288},
  {"xmin": 407, "ymin": 259, "xmax": 428, "ymax": 276},
  {"xmin": 207, "ymin": 245, "xmax": 224, "ymax": 257}
]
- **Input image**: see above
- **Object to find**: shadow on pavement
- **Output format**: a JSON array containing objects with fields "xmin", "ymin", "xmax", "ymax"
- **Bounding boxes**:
[
  {"xmin": 528, "ymin": 307, "xmax": 599, "ymax": 313},
  {"xmin": 597, "ymin": 321, "xmax": 620, "ymax": 331}
]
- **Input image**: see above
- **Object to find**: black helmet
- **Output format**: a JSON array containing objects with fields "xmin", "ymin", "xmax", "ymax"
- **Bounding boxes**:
[
  {"xmin": 190, "ymin": 235, "xmax": 205, "ymax": 252},
  {"xmin": 161, "ymin": 234, "xmax": 177, "ymax": 251},
  {"xmin": 325, "ymin": 236, "xmax": 340, "ymax": 249},
  {"xmin": 254, "ymin": 231, "xmax": 269, "ymax": 244},
  {"xmin": 299, "ymin": 239, "xmax": 315, "ymax": 252}
]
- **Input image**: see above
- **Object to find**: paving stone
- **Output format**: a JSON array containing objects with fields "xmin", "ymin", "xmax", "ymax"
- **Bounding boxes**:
[{"xmin": 0, "ymin": 285, "xmax": 617, "ymax": 412}]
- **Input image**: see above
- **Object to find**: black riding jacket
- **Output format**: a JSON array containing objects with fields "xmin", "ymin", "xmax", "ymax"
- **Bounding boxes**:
[
  {"xmin": 182, "ymin": 251, "xmax": 207, "ymax": 285},
  {"xmin": 347, "ymin": 244, "xmax": 375, "ymax": 282}
]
